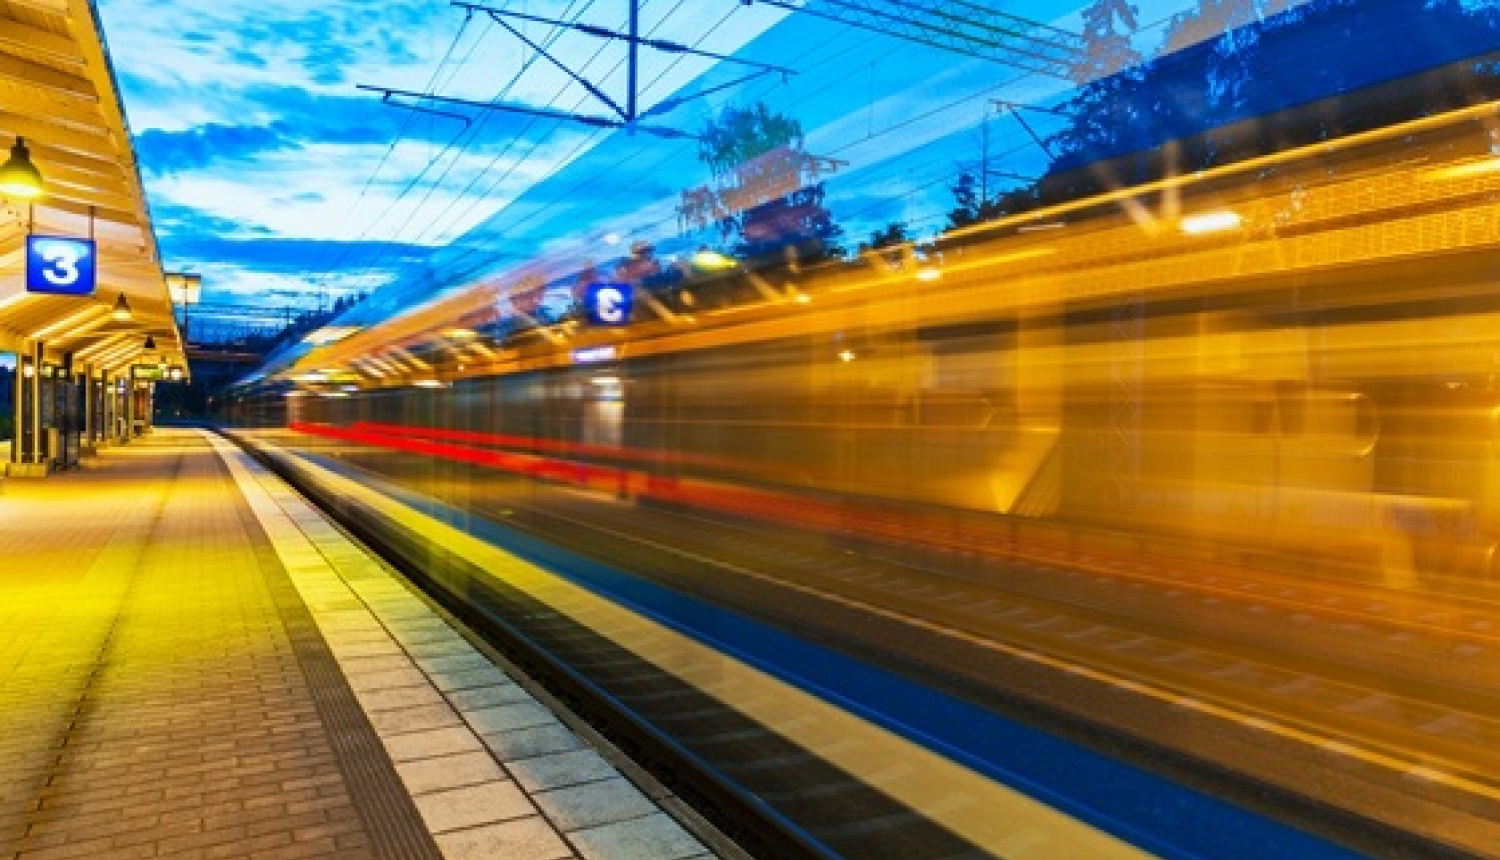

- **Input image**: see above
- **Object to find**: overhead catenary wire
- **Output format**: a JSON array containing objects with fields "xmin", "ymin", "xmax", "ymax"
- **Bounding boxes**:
[
  {"xmin": 310, "ymin": 8, "xmax": 503, "ymax": 298},
  {"xmin": 417, "ymin": 11, "xmax": 920, "ymax": 290},
  {"xmin": 455, "ymin": 2, "xmax": 796, "ymax": 77},
  {"xmin": 569, "ymin": 3, "xmax": 1190, "ymax": 246},
  {"xmin": 365, "ymin": 0, "xmax": 632, "ymax": 251},
  {"xmin": 328, "ymin": 1, "xmax": 1190, "ymax": 313},
  {"xmin": 459, "ymin": 16, "xmax": 1070, "ymax": 273},
  {"xmin": 386, "ymin": 0, "xmax": 710, "ymax": 267},
  {"xmin": 329, "ymin": 0, "xmax": 694, "ymax": 303},
  {"xmin": 325, "ymin": 0, "xmax": 613, "ymax": 293},
  {"xmin": 403, "ymin": 0, "xmax": 748, "ymax": 256},
  {"xmin": 418, "ymin": 0, "xmax": 775, "ymax": 281},
  {"xmin": 742, "ymin": 0, "xmax": 1081, "ymax": 78},
  {"xmin": 337, "ymin": 1, "xmax": 916, "ymax": 301},
  {"xmin": 304, "ymin": 9, "xmax": 483, "ymax": 309},
  {"xmin": 393, "ymin": 0, "xmax": 714, "ymax": 285},
  {"xmin": 438, "ymin": 4, "xmax": 1057, "ymax": 281},
  {"xmin": 461, "ymin": 22, "xmax": 915, "ymax": 255}
]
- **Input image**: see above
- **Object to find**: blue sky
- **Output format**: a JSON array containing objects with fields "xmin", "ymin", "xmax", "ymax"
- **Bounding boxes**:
[
  {"xmin": 94, "ymin": 1, "xmax": 806, "ymax": 316},
  {"xmin": 93, "ymin": 0, "xmax": 1269, "ymax": 330}
]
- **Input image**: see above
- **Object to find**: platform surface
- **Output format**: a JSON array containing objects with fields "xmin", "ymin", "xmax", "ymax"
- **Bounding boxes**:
[{"xmin": 0, "ymin": 429, "xmax": 722, "ymax": 860}]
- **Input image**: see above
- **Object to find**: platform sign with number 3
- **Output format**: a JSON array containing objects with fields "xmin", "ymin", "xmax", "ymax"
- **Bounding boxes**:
[
  {"xmin": 26, "ymin": 235, "xmax": 97, "ymax": 296},
  {"xmin": 584, "ymin": 282, "xmax": 633, "ymax": 326}
]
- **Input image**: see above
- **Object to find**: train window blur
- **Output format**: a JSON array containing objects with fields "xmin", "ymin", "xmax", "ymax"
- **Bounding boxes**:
[{"xmin": 222, "ymin": 2, "xmax": 1500, "ymax": 858}]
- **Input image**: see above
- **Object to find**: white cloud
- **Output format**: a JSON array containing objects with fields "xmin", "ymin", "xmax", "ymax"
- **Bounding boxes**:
[{"xmin": 91, "ymin": 0, "xmax": 786, "ymax": 311}]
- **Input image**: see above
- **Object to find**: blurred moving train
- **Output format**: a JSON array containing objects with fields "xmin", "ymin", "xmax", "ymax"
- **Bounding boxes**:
[{"xmin": 235, "ymin": 98, "xmax": 1500, "ymax": 586}]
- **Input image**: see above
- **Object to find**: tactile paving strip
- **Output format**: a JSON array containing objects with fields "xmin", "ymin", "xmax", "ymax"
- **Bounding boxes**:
[
  {"xmin": 234, "ymin": 477, "xmax": 447, "ymax": 860},
  {"xmin": 209, "ymin": 431, "xmax": 719, "ymax": 860}
]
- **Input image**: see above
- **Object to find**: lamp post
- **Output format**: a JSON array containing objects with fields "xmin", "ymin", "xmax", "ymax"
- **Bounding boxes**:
[
  {"xmin": 2, "ymin": 140, "xmax": 44, "ymax": 474},
  {"xmin": 2, "ymin": 123, "xmax": 55, "ymax": 470},
  {"xmin": 165, "ymin": 272, "xmax": 201, "ymax": 341}
]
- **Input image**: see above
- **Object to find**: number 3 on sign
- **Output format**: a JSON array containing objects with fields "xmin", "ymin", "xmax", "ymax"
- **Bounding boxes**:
[
  {"xmin": 586, "ymin": 282, "xmax": 633, "ymax": 326},
  {"xmin": 25, "ymin": 236, "xmax": 97, "ymax": 296},
  {"xmin": 40, "ymin": 243, "xmax": 82, "ymax": 286},
  {"xmin": 595, "ymin": 287, "xmax": 625, "ymax": 323}
]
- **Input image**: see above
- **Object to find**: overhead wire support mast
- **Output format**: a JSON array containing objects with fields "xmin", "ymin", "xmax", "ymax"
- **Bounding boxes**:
[
  {"xmin": 994, "ymin": 99, "xmax": 1067, "ymax": 160},
  {"xmin": 450, "ymin": 0, "xmax": 795, "ymax": 128},
  {"xmin": 375, "ymin": 90, "xmax": 472, "ymax": 128},
  {"xmin": 354, "ymin": 85, "xmax": 700, "ymax": 140},
  {"xmin": 451, "ymin": 2, "xmax": 796, "ymax": 78}
]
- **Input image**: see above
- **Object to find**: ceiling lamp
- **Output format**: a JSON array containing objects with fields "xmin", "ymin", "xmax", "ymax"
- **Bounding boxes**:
[
  {"xmin": 111, "ymin": 293, "xmax": 133, "ymax": 322},
  {"xmin": 0, "ymin": 137, "xmax": 44, "ymax": 199}
]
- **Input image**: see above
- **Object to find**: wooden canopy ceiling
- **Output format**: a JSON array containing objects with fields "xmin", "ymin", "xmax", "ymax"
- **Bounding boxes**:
[{"xmin": 0, "ymin": 0, "xmax": 182, "ymax": 375}]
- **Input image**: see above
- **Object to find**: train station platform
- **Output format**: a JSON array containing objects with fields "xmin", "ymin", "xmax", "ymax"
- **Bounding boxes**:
[{"xmin": 0, "ymin": 428, "xmax": 727, "ymax": 860}]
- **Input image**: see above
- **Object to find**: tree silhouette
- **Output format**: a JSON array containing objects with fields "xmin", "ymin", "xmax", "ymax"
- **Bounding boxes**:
[
  {"xmin": 696, "ymin": 102, "xmax": 846, "ymax": 271},
  {"xmin": 862, "ymin": 222, "xmax": 909, "ymax": 251},
  {"xmin": 1162, "ymin": 0, "xmax": 1261, "ymax": 54},
  {"xmin": 1071, "ymin": 0, "xmax": 1143, "ymax": 84},
  {"xmin": 697, "ymin": 103, "xmax": 803, "ymax": 182},
  {"xmin": 857, "ymin": 221, "xmax": 912, "ymax": 269},
  {"xmin": 946, "ymin": 0, "xmax": 1500, "ymax": 222},
  {"xmin": 1051, "ymin": 0, "xmax": 1500, "ymax": 179},
  {"xmin": 946, "ymin": 171, "xmax": 1041, "ymax": 232},
  {"xmin": 731, "ymin": 185, "xmax": 845, "ymax": 266},
  {"xmin": 947, "ymin": 172, "xmax": 982, "ymax": 231},
  {"xmin": 1020, "ymin": 0, "xmax": 1500, "ymax": 204}
]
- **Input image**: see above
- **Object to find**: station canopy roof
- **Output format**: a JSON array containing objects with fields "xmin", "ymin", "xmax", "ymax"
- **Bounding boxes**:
[{"xmin": 0, "ymin": 0, "xmax": 183, "ymax": 376}]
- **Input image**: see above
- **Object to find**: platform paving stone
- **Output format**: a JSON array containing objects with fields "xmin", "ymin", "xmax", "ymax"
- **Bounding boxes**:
[
  {"xmin": 207, "ymin": 433, "xmax": 726, "ymax": 860},
  {"xmin": 534, "ymin": 778, "xmax": 658, "ymax": 831},
  {"xmin": 0, "ymin": 430, "xmax": 729, "ymax": 860},
  {"xmin": 570, "ymin": 813, "xmax": 706, "ymax": 860},
  {"xmin": 480, "ymin": 724, "xmax": 588, "ymax": 764},
  {"xmin": 394, "ymin": 752, "xmax": 507, "ymax": 795},
  {"xmin": 509, "ymin": 750, "xmax": 620, "ymax": 794},
  {"xmin": 432, "ymin": 817, "xmax": 573, "ymax": 860},
  {"xmin": 0, "ymin": 433, "xmax": 412, "ymax": 860}
]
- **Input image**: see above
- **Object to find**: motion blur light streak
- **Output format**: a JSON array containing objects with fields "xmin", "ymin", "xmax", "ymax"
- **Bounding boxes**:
[
  {"xmin": 1178, "ymin": 211, "xmax": 1243, "ymax": 234},
  {"xmin": 302, "ymin": 326, "xmax": 360, "ymax": 345},
  {"xmin": 214, "ymin": 10, "xmax": 1500, "ymax": 859},
  {"xmin": 237, "ymin": 436, "xmax": 1167, "ymax": 859}
]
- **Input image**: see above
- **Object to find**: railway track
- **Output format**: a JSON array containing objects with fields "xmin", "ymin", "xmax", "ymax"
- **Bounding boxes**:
[{"xmin": 247, "ymin": 436, "xmax": 1500, "ymax": 859}]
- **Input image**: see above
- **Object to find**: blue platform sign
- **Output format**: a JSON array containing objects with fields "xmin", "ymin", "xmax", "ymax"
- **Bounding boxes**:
[
  {"xmin": 584, "ymin": 282, "xmax": 633, "ymax": 326},
  {"xmin": 26, "ymin": 235, "xmax": 97, "ymax": 296}
]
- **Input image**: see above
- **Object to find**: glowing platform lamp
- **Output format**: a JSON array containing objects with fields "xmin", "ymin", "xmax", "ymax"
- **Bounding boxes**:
[
  {"xmin": 111, "ymin": 292, "xmax": 133, "ymax": 322},
  {"xmin": 0, "ymin": 137, "xmax": 44, "ymax": 199}
]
